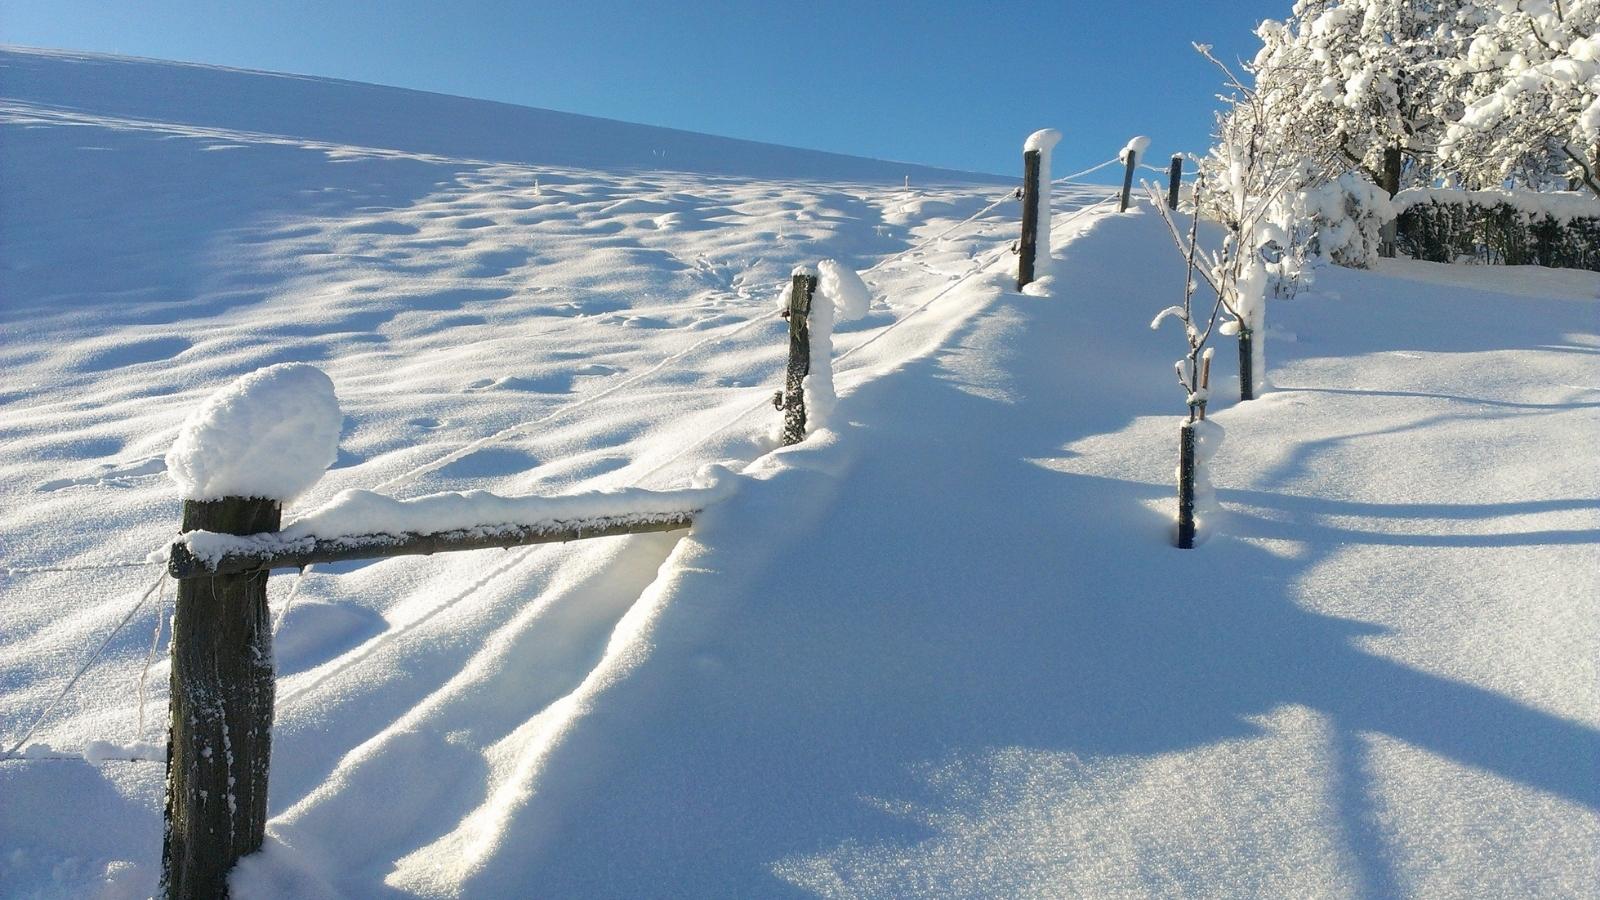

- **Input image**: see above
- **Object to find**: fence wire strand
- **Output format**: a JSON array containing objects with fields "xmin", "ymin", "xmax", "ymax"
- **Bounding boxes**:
[
  {"xmin": 3, "ymin": 179, "xmax": 1122, "ymax": 758},
  {"xmin": 135, "ymin": 574, "xmax": 170, "ymax": 742},
  {"xmin": 1053, "ymin": 156, "xmax": 1122, "ymax": 184},
  {"xmin": 3, "ymin": 570, "xmax": 167, "ymax": 759},
  {"xmin": 4, "ymin": 559, "xmax": 162, "ymax": 576},
  {"xmin": 360, "ymin": 184, "xmax": 1024, "ymax": 499}
]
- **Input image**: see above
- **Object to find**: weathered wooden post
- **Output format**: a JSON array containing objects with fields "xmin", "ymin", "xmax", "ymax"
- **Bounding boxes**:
[
  {"xmin": 160, "ymin": 362, "xmax": 342, "ymax": 899},
  {"xmin": 1167, "ymin": 154, "xmax": 1183, "ymax": 211},
  {"xmin": 1177, "ymin": 421, "xmax": 1197, "ymax": 549},
  {"xmin": 1119, "ymin": 135, "xmax": 1150, "ymax": 213},
  {"xmin": 1017, "ymin": 128, "xmax": 1061, "ymax": 292},
  {"xmin": 163, "ymin": 497, "xmax": 280, "ymax": 899},
  {"xmin": 1017, "ymin": 149, "xmax": 1043, "ymax": 291},
  {"xmin": 778, "ymin": 270, "xmax": 817, "ymax": 446}
]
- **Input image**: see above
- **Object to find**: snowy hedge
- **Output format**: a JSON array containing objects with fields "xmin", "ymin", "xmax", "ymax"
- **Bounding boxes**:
[{"xmin": 1394, "ymin": 189, "xmax": 1600, "ymax": 271}]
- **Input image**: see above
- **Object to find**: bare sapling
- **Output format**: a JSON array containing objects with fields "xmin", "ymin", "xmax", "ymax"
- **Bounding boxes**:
[
  {"xmin": 1186, "ymin": 42, "xmax": 1342, "ymax": 402},
  {"xmin": 1148, "ymin": 172, "xmax": 1225, "ymax": 549}
]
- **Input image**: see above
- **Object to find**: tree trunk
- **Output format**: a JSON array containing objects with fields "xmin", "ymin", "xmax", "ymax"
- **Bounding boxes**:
[{"xmin": 1379, "ymin": 144, "xmax": 1402, "ymax": 258}]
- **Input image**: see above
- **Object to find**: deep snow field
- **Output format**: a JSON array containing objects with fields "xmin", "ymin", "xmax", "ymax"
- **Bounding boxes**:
[{"xmin": 2, "ymin": 46, "xmax": 1598, "ymax": 899}]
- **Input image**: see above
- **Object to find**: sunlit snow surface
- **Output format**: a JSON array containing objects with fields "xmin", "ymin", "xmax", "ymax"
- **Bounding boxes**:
[{"xmin": 3, "ymin": 47, "xmax": 1598, "ymax": 899}]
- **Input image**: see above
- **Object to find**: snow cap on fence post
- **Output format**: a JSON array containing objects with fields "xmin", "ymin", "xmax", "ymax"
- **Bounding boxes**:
[
  {"xmin": 804, "ymin": 260, "xmax": 870, "ymax": 433},
  {"xmin": 1119, "ymin": 135, "xmax": 1151, "ymax": 212},
  {"xmin": 166, "ymin": 362, "xmax": 342, "ymax": 502},
  {"xmin": 1018, "ymin": 128, "xmax": 1062, "ymax": 289}
]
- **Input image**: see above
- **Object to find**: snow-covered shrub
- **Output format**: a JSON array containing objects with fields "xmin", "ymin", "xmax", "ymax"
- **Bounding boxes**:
[
  {"xmin": 1267, "ymin": 171, "xmax": 1396, "ymax": 277},
  {"xmin": 1393, "ymin": 187, "xmax": 1600, "ymax": 269}
]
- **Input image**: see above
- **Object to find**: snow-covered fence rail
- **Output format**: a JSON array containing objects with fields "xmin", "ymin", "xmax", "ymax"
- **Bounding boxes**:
[
  {"xmin": 1393, "ymin": 189, "xmax": 1600, "ymax": 271},
  {"xmin": 167, "ymin": 499, "xmax": 703, "ymax": 578},
  {"xmin": 156, "ymin": 364, "xmax": 725, "ymax": 899}
]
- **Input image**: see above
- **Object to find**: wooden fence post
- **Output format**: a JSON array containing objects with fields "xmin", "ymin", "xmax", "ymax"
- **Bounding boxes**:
[
  {"xmin": 163, "ymin": 496, "xmax": 281, "ymax": 900},
  {"xmin": 1017, "ymin": 148, "xmax": 1043, "ymax": 291},
  {"xmin": 1167, "ymin": 154, "xmax": 1183, "ymax": 210},
  {"xmin": 1238, "ymin": 326, "xmax": 1255, "ymax": 402},
  {"xmin": 1119, "ymin": 146, "xmax": 1139, "ymax": 212},
  {"xmin": 779, "ymin": 271, "xmax": 816, "ymax": 446},
  {"xmin": 1177, "ymin": 421, "xmax": 1197, "ymax": 549}
]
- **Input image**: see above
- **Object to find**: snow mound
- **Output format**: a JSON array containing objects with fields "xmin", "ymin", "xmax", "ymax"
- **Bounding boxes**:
[
  {"xmin": 817, "ymin": 259, "xmax": 871, "ymax": 323},
  {"xmin": 166, "ymin": 363, "xmax": 341, "ymax": 502}
]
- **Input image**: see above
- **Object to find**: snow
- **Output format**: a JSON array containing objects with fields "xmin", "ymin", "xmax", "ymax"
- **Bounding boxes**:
[
  {"xmin": 165, "ymin": 363, "xmax": 342, "ymax": 502},
  {"xmin": 798, "ymin": 260, "xmax": 872, "ymax": 434},
  {"xmin": 1393, "ymin": 186, "xmax": 1600, "ymax": 223},
  {"xmin": 4, "ymin": 47, "xmax": 1599, "ymax": 900},
  {"xmin": 81, "ymin": 741, "xmax": 165, "ymax": 765},
  {"xmin": 1119, "ymin": 134, "xmax": 1151, "ymax": 162},
  {"xmin": 1022, "ymin": 128, "xmax": 1062, "ymax": 272}
]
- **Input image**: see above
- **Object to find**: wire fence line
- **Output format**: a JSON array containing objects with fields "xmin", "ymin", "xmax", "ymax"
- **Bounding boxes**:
[
  {"xmin": 1054, "ymin": 155, "xmax": 1122, "ymax": 184},
  {"xmin": 633, "ymin": 190, "xmax": 1123, "ymax": 491},
  {"xmin": 4, "ymin": 559, "xmax": 162, "ymax": 576},
  {"xmin": 1, "ymin": 179, "xmax": 1122, "ymax": 764}
]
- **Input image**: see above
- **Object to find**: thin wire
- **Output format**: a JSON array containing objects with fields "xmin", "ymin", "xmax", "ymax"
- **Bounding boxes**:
[
  {"xmin": 1053, "ymin": 156, "xmax": 1122, "ymax": 184},
  {"xmin": 4, "ymin": 560, "xmax": 162, "ymax": 576},
  {"xmin": 271, "ymin": 569, "xmax": 308, "ymax": 636},
  {"xmin": 4, "ymin": 570, "xmax": 167, "ymax": 757},
  {"xmin": 365, "ymin": 307, "xmax": 782, "ymax": 496},
  {"xmin": 0, "ymin": 752, "xmax": 162, "ymax": 764},
  {"xmin": 135, "ymin": 573, "xmax": 170, "ymax": 741},
  {"xmin": 863, "ymin": 187, "xmax": 1020, "ymax": 275}
]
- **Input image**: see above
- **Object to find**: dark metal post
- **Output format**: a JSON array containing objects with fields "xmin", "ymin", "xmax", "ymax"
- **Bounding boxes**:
[
  {"xmin": 779, "ymin": 272, "xmax": 816, "ymax": 446},
  {"xmin": 1167, "ymin": 155, "xmax": 1183, "ymax": 210},
  {"xmin": 1238, "ymin": 326, "xmax": 1255, "ymax": 402},
  {"xmin": 1119, "ymin": 147, "xmax": 1139, "ymax": 212},
  {"xmin": 1017, "ymin": 149, "xmax": 1043, "ymax": 291},
  {"xmin": 163, "ymin": 496, "xmax": 281, "ymax": 899},
  {"xmin": 1177, "ymin": 422, "xmax": 1197, "ymax": 549}
]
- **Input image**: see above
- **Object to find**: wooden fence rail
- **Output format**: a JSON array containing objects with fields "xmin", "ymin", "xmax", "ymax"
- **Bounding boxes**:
[{"xmin": 168, "ymin": 513, "xmax": 698, "ymax": 579}]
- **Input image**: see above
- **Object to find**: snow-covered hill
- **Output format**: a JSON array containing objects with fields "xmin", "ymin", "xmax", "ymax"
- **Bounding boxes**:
[{"xmin": 3, "ymin": 47, "xmax": 1598, "ymax": 900}]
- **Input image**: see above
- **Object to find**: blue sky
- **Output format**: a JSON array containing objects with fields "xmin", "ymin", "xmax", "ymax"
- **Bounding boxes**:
[{"xmin": 4, "ymin": 0, "xmax": 1287, "ymax": 179}]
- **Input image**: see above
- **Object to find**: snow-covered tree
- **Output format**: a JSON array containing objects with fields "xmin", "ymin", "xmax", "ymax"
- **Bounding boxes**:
[
  {"xmin": 1190, "ymin": 44, "xmax": 1350, "ymax": 396},
  {"xmin": 1441, "ymin": 1, "xmax": 1600, "ymax": 197},
  {"xmin": 1249, "ymin": 0, "xmax": 1489, "ymax": 198}
]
